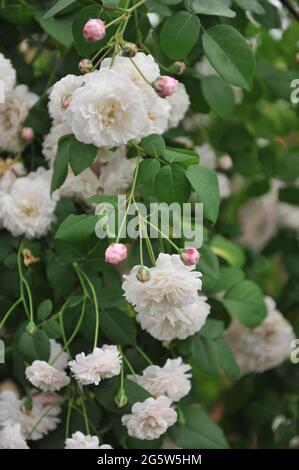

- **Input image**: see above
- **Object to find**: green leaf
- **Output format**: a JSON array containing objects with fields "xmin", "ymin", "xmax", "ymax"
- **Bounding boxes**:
[
  {"xmin": 223, "ymin": 280, "xmax": 267, "ymax": 327},
  {"xmin": 202, "ymin": 25, "xmax": 255, "ymax": 90},
  {"xmin": 186, "ymin": 164, "xmax": 220, "ymax": 223},
  {"xmin": 169, "ymin": 405, "xmax": 229, "ymax": 449},
  {"xmin": 42, "ymin": 319, "xmax": 62, "ymax": 339},
  {"xmin": 51, "ymin": 134, "xmax": 72, "ymax": 194},
  {"xmin": 34, "ymin": 10, "xmax": 74, "ymax": 47},
  {"xmin": 199, "ymin": 244, "xmax": 220, "ymax": 279},
  {"xmin": 37, "ymin": 299, "xmax": 53, "ymax": 322},
  {"xmin": 101, "ymin": 309, "xmax": 137, "ymax": 346},
  {"xmin": 87, "ymin": 195, "xmax": 118, "ymax": 206},
  {"xmin": 215, "ymin": 338, "xmax": 241, "ymax": 379},
  {"xmin": 211, "ymin": 235, "xmax": 245, "ymax": 268},
  {"xmin": 160, "ymin": 11, "xmax": 200, "ymax": 60},
  {"xmin": 199, "ymin": 318, "xmax": 224, "ymax": 339},
  {"xmin": 68, "ymin": 136, "xmax": 98, "ymax": 175},
  {"xmin": 55, "ymin": 214, "xmax": 99, "ymax": 241},
  {"xmin": 155, "ymin": 164, "xmax": 191, "ymax": 204},
  {"xmin": 124, "ymin": 379, "xmax": 151, "ymax": 404},
  {"xmin": 19, "ymin": 329, "xmax": 50, "ymax": 364},
  {"xmin": 201, "ymin": 75, "xmax": 235, "ymax": 118},
  {"xmin": 43, "ymin": 0, "xmax": 77, "ymax": 19},
  {"xmin": 140, "ymin": 134, "xmax": 165, "ymax": 157},
  {"xmin": 192, "ymin": 334, "xmax": 218, "ymax": 374},
  {"xmin": 137, "ymin": 159, "xmax": 161, "ymax": 199},
  {"xmin": 234, "ymin": 0, "xmax": 265, "ymax": 15},
  {"xmin": 214, "ymin": 266, "xmax": 245, "ymax": 293},
  {"xmin": 187, "ymin": 0, "xmax": 236, "ymax": 17},
  {"xmin": 163, "ymin": 147, "xmax": 198, "ymax": 167}
]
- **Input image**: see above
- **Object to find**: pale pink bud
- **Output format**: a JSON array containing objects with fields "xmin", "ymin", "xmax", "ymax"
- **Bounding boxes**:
[
  {"xmin": 180, "ymin": 247, "xmax": 201, "ymax": 266},
  {"xmin": 32, "ymin": 391, "xmax": 63, "ymax": 406},
  {"xmin": 218, "ymin": 154, "xmax": 233, "ymax": 171},
  {"xmin": 21, "ymin": 127, "xmax": 34, "ymax": 142},
  {"xmin": 154, "ymin": 76, "xmax": 178, "ymax": 98},
  {"xmin": 105, "ymin": 243, "xmax": 127, "ymax": 265},
  {"xmin": 60, "ymin": 93, "xmax": 72, "ymax": 110},
  {"xmin": 79, "ymin": 58, "xmax": 93, "ymax": 73},
  {"xmin": 83, "ymin": 19, "xmax": 106, "ymax": 42}
]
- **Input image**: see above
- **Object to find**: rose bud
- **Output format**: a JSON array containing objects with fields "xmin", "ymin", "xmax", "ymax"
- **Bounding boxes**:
[
  {"xmin": 79, "ymin": 58, "xmax": 93, "ymax": 73},
  {"xmin": 21, "ymin": 127, "xmax": 34, "ymax": 142},
  {"xmin": 218, "ymin": 154, "xmax": 233, "ymax": 171},
  {"xmin": 154, "ymin": 76, "xmax": 178, "ymax": 98},
  {"xmin": 105, "ymin": 243, "xmax": 127, "ymax": 265},
  {"xmin": 60, "ymin": 93, "xmax": 72, "ymax": 110},
  {"xmin": 83, "ymin": 19, "xmax": 106, "ymax": 42},
  {"xmin": 180, "ymin": 247, "xmax": 201, "ymax": 266},
  {"xmin": 121, "ymin": 42, "xmax": 138, "ymax": 58},
  {"xmin": 136, "ymin": 266, "xmax": 151, "ymax": 283},
  {"xmin": 169, "ymin": 61, "xmax": 186, "ymax": 75}
]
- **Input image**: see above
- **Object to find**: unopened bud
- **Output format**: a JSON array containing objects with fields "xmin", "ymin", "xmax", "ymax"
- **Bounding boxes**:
[
  {"xmin": 115, "ymin": 389, "xmax": 128, "ymax": 408},
  {"xmin": 79, "ymin": 58, "xmax": 93, "ymax": 73},
  {"xmin": 169, "ymin": 61, "xmax": 186, "ymax": 75},
  {"xmin": 136, "ymin": 266, "xmax": 151, "ymax": 283},
  {"xmin": 218, "ymin": 154, "xmax": 233, "ymax": 171},
  {"xmin": 22, "ymin": 397, "xmax": 33, "ymax": 413},
  {"xmin": 154, "ymin": 76, "xmax": 178, "ymax": 98},
  {"xmin": 21, "ymin": 127, "xmax": 34, "ymax": 142},
  {"xmin": 105, "ymin": 243, "xmax": 127, "ymax": 265},
  {"xmin": 83, "ymin": 19, "xmax": 106, "ymax": 42},
  {"xmin": 180, "ymin": 247, "xmax": 200, "ymax": 266},
  {"xmin": 26, "ymin": 321, "xmax": 36, "ymax": 335},
  {"xmin": 60, "ymin": 93, "xmax": 72, "ymax": 110},
  {"xmin": 121, "ymin": 42, "xmax": 138, "ymax": 58}
]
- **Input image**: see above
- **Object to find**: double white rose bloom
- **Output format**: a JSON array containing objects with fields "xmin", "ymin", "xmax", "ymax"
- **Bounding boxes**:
[
  {"xmin": 223, "ymin": 296, "xmax": 295, "ymax": 374},
  {"xmin": 41, "ymin": 52, "xmax": 189, "ymax": 204},
  {"xmin": 122, "ymin": 253, "xmax": 210, "ymax": 341}
]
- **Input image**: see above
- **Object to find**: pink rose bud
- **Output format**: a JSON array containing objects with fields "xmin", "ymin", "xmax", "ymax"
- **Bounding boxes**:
[
  {"xmin": 60, "ymin": 93, "xmax": 72, "ymax": 110},
  {"xmin": 154, "ymin": 76, "xmax": 178, "ymax": 98},
  {"xmin": 21, "ymin": 127, "xmax": 34, "ymax": 142},
  {"xmin": 180, "ymin": 247, "xmax": 201, "ymax": 266},
  {"xmin": 79, "ymin": 58, "xmax": 93, "ymax": 73},
  {"xmin": 105, "ymin": 243, "xmax": 127, "ymax": 265},
  {"xmin": 83, "ymin": 19, "xmax": 106, "ymax": 42},
  {"xmin": 218, "ymin": 154, "xmax": 233, "ymax": 171}
]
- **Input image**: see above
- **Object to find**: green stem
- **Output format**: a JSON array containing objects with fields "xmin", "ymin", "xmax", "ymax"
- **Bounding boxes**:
[
  {"xmin": 78, "ymin": 268, "xmax": 100, "ymax": 349},
  {"xmin": 123, "ymin": 354, "xmax": 136, "ymax": 375},
  {"xmin": 81, "ymin": 398, "xmax": 91, "ymax": 435},
  {"xmin": 65, "ymin": 397, "xmax": 74, "ymax": 439},
  {"xmin": 17, "ymin": 245, "xmax": 34, "ymax": 321},
  {"xmin": 129, "ymin": 57, "xmax": 152, "ymax": 86},
  {"xmin": 134, "ymin": 345, "xmax": 153, "ymax": 365},
  {"xmin": 0, "ymin": 297, "xmax": 22, "ymax": 330}
]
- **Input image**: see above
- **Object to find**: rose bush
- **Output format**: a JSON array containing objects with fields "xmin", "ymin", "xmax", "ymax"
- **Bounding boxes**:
[{"xmin": 0, "ymin": 0, "xmax": 299, "ymax": 449}]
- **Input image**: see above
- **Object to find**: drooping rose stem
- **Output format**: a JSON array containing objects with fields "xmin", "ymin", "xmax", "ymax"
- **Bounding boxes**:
[{"xmin": 77, "ymin": 267, "xmax": 100, "ymax": 349}]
